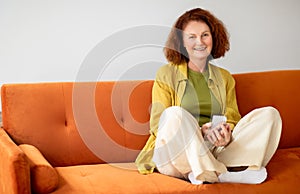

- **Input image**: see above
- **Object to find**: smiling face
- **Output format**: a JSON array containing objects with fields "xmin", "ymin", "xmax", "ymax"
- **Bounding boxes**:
[{"xmin": 183, "ymin": 20, "xmax": 213, "ymax": 62}]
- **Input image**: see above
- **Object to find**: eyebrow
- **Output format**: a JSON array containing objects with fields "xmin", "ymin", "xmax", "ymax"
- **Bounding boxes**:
[{"xmin": 185, "ymin": 31, "xmax": 210, "ymax": 35}]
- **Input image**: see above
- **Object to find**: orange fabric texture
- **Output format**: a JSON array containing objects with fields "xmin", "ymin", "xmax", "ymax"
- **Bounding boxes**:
[
  {"xmin": 19, "ymin": 144, "xmax": 59, "ymax": 194},
  {"xmin": 0, "ymin": 128, "xmax": 31, "ymax": 194},
  {"xmin": 1, "ymin": 81, "xmax": 152, "ymax": 167},
  {"xmin": 233, "ymin": 70, "xmax": 300, "ymax": 148},
  {"xmin": 0, "ymin": 70, "xmax": 300, "ymax": 193},
  {"xmin": 50, "ymin": 148, "xmax": 300, "ymax": 194}
]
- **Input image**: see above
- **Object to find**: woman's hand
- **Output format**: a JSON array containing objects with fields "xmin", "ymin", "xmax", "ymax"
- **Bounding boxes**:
[{"xmin": 201, "ymin": 122, "xmax": 232, "ymax": 147}]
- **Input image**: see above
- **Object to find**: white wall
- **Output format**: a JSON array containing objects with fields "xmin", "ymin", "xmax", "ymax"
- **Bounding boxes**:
[{"xmin": 1, "ymin": 0, "xmax": 300, "ymax": 111}]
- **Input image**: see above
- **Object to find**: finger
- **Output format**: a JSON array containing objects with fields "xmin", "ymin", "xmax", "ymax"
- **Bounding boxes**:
[
  {"xmin": 214, "ymin": 131, "xmax": 227, "ymax": 146},
  {"xmin": 201, "ymin": 123, "xmax": 212, "ymax": 135},
  {"xmin": 221, "ymin": 123, "xmax": 232, "ymax": 142},
  {"xmin": 212, "ymin": 128, "xmax": 223, "ymax": 142},
  {"xmin": 207, "ymin": 132, "xmax": 217, "ymax": 145},
  {"xmin": 220, "ymin": 123, "xmax": 231, "ymax": 135},
  {"xmin": 202, "ymin": 122, "xmax": 212, "ymax": 129},
  {"xmin": 225, "ymin": 123, "xmax": 231, "ymax": 131},
  {"xmin": 217, "ymin": 124, "xmax": 231, "ymax": 145},
  {"xmin": 212, "ymin": 130, "xmax": 224, "ymax": 146},
  {"xmin": 207, "ymin": 135, "xmax": 214, "ymax": 145},
  {"xmin": 224, "ymin": 131, "xmax": 231, "ymax": 144},
  {"xmin": 219, "ymin": 124, "xmax": 228, "ymax": 136}
]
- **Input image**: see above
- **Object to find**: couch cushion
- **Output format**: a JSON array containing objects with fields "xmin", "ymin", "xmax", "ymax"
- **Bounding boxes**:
[
  {"xmin": 0, "ymin": 128, "xmax": 31, "ymax": 194},
  {"xmin": 1, "ymin": 81, "xmax": 153, "ymax": 167},
  {"xmin": 19, "ymin": 144, "xmax": 59, "ymax": 194},
  {"xmin": 53, "ymin": 163, "xmax": 199, "ymax": 194},
  {"xmin": 233, "ymin": 70, "xmax": 300, "ymax": 148},
  {"xmin": 51, "ymin": 148, "xmax": 300, "ymax": 194},
  {"xmin": 2, "ymin": 83, "xmax": 96, "ymax": 167}
]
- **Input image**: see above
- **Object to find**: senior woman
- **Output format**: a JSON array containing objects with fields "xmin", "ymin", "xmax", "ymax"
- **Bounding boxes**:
[{"xmin": 135, "ymin": 8, "xmax": 282, "ymax": 184}]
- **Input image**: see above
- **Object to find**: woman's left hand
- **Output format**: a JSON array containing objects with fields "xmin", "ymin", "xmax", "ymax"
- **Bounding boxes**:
[{"xmin": 206, "ymin": 122, "xmax": 232, "ymax": 147}]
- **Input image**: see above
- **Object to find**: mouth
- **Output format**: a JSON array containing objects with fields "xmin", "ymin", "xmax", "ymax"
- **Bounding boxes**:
[{"xmin": 193, "ymin": 46, "xmax": 206, "ymax": 51}]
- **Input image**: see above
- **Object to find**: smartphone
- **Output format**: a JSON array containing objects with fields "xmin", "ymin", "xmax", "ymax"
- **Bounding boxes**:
[{"xmin": 211, "ymin": 114, "xmax": 227, "ymax": 130}]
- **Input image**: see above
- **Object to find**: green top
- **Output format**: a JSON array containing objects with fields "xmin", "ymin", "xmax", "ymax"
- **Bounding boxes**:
[{"xmin": 181, "ymin": 68, "xmax": 221, "ymax": 126}]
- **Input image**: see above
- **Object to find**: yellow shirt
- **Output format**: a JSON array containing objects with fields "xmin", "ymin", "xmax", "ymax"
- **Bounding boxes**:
[{"xmin": 135, "ymin": 62, "xmax": 241, "ymax": 174}]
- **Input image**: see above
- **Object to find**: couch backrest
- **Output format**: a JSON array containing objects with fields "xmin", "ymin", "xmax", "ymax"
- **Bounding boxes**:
[
  {"xmin": 1, "ymin": 70, "xmax": 299, "ymax": 166},
  {"xmin": 233, "ymin": 70, "xmax": 300, "ymax": 149},
  {"xmin": 1, "ymin": 81, "xmax": 153, "ymax": 167}
]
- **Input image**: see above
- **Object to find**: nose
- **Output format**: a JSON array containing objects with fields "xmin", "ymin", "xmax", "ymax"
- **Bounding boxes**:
[{"xmin": 196, "ymin": 36, "xmax": 203, "ymax": 44}]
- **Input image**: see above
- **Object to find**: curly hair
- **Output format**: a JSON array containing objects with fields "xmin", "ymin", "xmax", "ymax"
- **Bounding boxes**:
[{"xmin": 164, "ymin": 8, "xmax": 230, "ymax": 64}]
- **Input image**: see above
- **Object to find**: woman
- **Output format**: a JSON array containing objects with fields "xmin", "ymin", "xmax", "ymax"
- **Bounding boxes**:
[{"xmin": 135, "ymin": 8, "xmax": 282, "ymax": 184}]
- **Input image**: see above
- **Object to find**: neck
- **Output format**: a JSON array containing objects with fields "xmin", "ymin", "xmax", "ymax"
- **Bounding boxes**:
[{"xmin": 188, "ymin": 58, "xmax": 208, "ymax": 73}]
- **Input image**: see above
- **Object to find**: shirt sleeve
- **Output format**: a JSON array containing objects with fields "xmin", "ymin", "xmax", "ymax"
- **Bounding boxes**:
[
  {"xmin": 223, "ymin": 70, "xmax": 241, "ymax": 130},
  {"xmin": 135, "ymin": 65, "xmax": 174, "ymax": 174}
]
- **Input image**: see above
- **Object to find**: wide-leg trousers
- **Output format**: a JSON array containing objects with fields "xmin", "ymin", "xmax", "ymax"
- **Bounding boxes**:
[{"xmin": 152, "ymin": 106, "xmax": 282, "ymax": 182}]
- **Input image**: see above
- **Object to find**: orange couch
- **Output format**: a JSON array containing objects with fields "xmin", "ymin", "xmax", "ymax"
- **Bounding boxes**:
[{"xmin": 0, "ymin": 70, "xmax": 300, "ymax": 194}]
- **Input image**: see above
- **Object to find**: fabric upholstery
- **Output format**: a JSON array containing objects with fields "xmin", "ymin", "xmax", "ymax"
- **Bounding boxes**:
[
  {"xmin": 1, "ymin": 81, "xmax": 152, "ymax": 166},
  {"xmin": 0, "ymin": 128, "xmax": 30, "ymax": 194},
  {"xmin": 50, "ymin": 148, "xmax": 300, "ymax": 194},
  {"xmin": 233, "ymin": 70, "xmax": 300, "ymax": 148},
  {"xmin": 19, "ymin": 144, "xmax": 59, "ymax": 194},
  {"xmin": 1, "ymin": 70, "xmax": 300, "ymax": 193}
]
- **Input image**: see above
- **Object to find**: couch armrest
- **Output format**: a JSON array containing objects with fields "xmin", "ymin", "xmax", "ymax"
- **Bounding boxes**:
[
  {"xmin": 0, "ymin": 128, "xmax": 31, "ymax": 194},
  {"xmin": 19, "ymin": 144, "xmax": 59, "ymax": 194}
]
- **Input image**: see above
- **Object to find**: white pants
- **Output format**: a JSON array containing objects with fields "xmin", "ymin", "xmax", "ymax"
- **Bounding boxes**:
[{"xmin": 152, "ymin": 106, "xmax": 282, "ymax": 182}]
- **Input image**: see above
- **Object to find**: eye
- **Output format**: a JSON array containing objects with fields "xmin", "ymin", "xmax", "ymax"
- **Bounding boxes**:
[
  {"xmin": 189, "ymin": 35, "xmax": 196, "ymax": 39},
  {"xmin": 202, "ymin": 33, "xmax": 210, "ymax": 37}
]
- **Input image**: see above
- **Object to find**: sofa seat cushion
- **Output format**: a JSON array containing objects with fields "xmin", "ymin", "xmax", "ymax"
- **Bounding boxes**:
[
  {"xmin": 52, "ymin": 163, "xmax": 198, "ymax": 194},
  {"xmin": 51, "ymin": 147, "xmax": 300, "ymax": 194}
]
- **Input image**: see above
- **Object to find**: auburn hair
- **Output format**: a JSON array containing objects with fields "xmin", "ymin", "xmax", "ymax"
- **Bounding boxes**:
[{"xmin": 164, "ymin": 8, "xmax": 230, "ymax": 64}]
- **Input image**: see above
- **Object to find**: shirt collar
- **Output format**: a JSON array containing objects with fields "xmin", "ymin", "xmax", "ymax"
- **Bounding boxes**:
[{"xmin": 177, "ymin": 61, "xmax": 217, "ymax": 82}]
